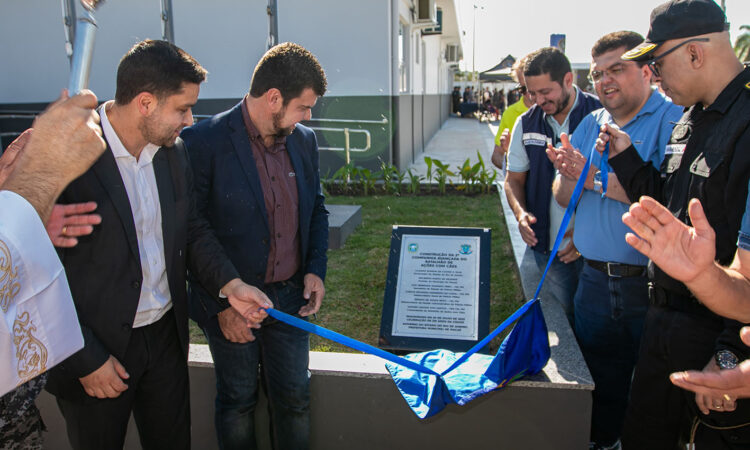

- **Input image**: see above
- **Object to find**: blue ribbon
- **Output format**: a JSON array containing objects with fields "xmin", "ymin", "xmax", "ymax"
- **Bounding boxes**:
[
  {"xmin": 266, "ymin": 308, "xmax": 439, "ymax": 376},
  {"xmin": 599, "ymin": 141, "xmax": 610, "ymax": 197},
  {"xmin": 532, "ymin": 142, "xmax": 595, "ymax": 301},
  {"xmin": 262, "ymin": 142, "xmax": 595, "ymax": 387}
]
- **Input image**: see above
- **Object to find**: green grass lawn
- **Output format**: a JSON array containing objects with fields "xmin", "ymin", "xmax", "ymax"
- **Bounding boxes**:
[{"xmin": 189, "ymin": 193, "xmax": 525, "ymax": 353}]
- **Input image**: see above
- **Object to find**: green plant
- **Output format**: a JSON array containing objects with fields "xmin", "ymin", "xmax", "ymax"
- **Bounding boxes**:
[
  {"xmin": 457, "ymin": 157, "xmax": 482, "ymax": 193},
  {"xmin": 331, "ymin": 161, "xmax": 356, "ymax": 192},
  {"xmin": 475, "ymin": 151, "xmax": 498, "ymax": 194},
  {"xmin": 483, "ymin": 169, "xmax": 498, "ymax": 194},
  {"xmin": 432, "ymin": 159, "xmax": 454, "ymax": 195},
  {"xmin": 321, "ymin": 168, "xmax": 334, "ymax": 192},
  {"xmin": 380, "ymin": 159, "xmax": 400, "ymax": 195},
  {"xmin": 406, "ymin": 169, "xmax": 423, "ymax": 195},
  {"xmin": 353, "ymin": 166, "xmax": 378, "ymax": 196},
  {"xmin": 424, "ymin": 156, "xmax": 434, "ymax": 185},
  {"xmin": 395, "ymin": 169, "xmax": 407, "ymax": 195}
]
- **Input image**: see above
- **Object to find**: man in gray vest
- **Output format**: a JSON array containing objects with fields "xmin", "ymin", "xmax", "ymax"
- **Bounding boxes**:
[{"xmin": 504, "ymin": 47, "xmax": 600, "ymax": 325}]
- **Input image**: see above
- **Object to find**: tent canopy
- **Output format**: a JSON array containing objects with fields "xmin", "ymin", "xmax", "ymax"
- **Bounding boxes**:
[{"xmin": 479, "ymin": 54, "xmax": 516, "ymax": 82}]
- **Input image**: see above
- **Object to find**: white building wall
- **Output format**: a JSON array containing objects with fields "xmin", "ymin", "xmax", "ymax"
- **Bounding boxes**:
[
  {"xmin": 412, "ymin": 31, "xmax": 424, "ymax": 94},
  {"xmin": 393, "ymin": 0, "xmax": 457, "ymax": 97},
  {"xmin": 423, "ymin": 36, "xmax": 442, "ymax": 95},
  {"xmin": 279, "ymin": 0, "xmax": 392, "ymax": 97},
  {"xmin": 0, "ymin": 1, "xmax": 459, "ymax": 104},
  {"xmin": 1, "ymin": 0, "xmax": 163, "ymax": 103},
  {"xmin": 174, "ymin": 0, "xmax": 268, "ymax": 99},
  {"xmin": 0, "ymin": 1, "xmax": 395, "ymax": 103}
]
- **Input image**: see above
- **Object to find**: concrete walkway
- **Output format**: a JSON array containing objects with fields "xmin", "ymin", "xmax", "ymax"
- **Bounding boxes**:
[{"xmin": 407, "ymin": 117, "xmax": 497, "ymax": 183}]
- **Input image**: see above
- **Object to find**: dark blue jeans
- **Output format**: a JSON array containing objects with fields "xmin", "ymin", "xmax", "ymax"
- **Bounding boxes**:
[
  {"xmin": 574, "ymin": 263, "xmax": 649, "ymax": 447},
  {"xmin": 203, "ymin": 279, "xmax": 310, "ymax": 450},
  {"xmin": 532, "ymin": 247, "xmax": 583, "ymax": 327}
]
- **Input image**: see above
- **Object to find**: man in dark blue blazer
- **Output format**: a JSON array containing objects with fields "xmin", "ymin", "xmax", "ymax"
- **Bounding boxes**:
[{"xmin": 181, "ymin": 42, "xmax": 328, "ymax": 450}]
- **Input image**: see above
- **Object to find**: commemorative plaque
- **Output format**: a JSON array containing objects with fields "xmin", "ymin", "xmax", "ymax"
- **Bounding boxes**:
[{"xmin": 379, "ymin": 226, "xmax": 490, "ymax": 352}]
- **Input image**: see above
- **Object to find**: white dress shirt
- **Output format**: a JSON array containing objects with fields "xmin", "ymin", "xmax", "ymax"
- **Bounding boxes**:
[
  {"xmin": 0, "ymin": 191, "xmax": 83, "ymax": 396},
  {"xmin": 100, "ymin": 104, "xmax": 172, "ymax": 327}
]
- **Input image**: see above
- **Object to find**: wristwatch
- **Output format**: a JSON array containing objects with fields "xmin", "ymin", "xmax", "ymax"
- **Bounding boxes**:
[
  {"xmin": 715, "ymin": 350, "xmax": 739, "ymax": 370},
  {"xmin": 592, "ymin": 170, "xmax": 603, "ymax": 193}
]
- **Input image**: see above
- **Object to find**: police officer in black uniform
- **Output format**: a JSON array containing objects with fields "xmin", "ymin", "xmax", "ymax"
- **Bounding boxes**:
[{"xmin": 594, "ymin": 0, "xmax": 750, "ymax": 448}]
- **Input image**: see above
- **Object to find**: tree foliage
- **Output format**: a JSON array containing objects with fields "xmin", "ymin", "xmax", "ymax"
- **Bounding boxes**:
[{"xmin": 735, "ymin": 25, "xmax": 750, "ymax": 63}]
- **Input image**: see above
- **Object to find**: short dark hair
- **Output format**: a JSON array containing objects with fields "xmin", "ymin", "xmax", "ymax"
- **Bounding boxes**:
[
  {"xmin": 523, "ymin": 47, "xmax": 571, "ymax": 86},
  {"xmin": 115, "ymin": 39, "xmax": 207, "ymax": 105},
  {"xmin": 249, "ymin": 42, "xmax": 327, "ymax": 104},
  {"xmin": 592, "ymin": 31, "xmax": 646, "ymax": 66}
]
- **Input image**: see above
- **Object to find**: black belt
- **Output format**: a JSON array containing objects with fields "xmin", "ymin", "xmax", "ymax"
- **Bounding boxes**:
[
  {"xmin": 585, "ymin": 259, "xmax": 646, "ymax": 278},
  {"xmin": 648, "ymin": 283, "xmax": 719, "ymax": 321}
]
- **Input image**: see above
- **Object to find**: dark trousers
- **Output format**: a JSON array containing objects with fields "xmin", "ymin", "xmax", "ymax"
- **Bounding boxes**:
[
  {"xmin": 56, "ymin": 310, "xmax": 190, "ymax": 450},
  {"xmin": 203, "ymin": 277, "xmax": 311, "ymax": 450},
  {"xmin": 622, "ymin": 305, "xmax": 750, "ymax": 449},
  {"xmin": 573, "ymin": 265, "xmax": 649, "ymax": 446}
]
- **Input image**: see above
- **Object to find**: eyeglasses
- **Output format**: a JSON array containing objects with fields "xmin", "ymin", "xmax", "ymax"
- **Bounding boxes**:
[
  {"xmin": 519, "ymin": 85, "xmax": 527, "ymax": 94},
  {"xmin": 647, "ymin": 37, "xmax": 709, "ymax": 78},
  {"xmin": 588, "ymin": 63, "xmax": 630, "ymax": 84}
]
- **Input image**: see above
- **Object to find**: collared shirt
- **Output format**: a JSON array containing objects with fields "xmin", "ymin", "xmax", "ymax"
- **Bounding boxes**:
[
  {"xmin": 100, "ymin": 104, "xmax": 171, "ymax": 327},
  {"xmin": 0, "ymin": 191, "xmax": 83, "ymax": 396},
  {"xmin": 240, "ymin": 99, "xmax": 301, "ymax": 283},
  {"xmin": 571, "ymin": 89, "xmax": 683, "ymax": 264},
  {"xmin": 507, "ymin": 86, "xmax": 583, "ymax": 251}
]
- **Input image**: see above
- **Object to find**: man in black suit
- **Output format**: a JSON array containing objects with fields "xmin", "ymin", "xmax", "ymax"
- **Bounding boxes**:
[
  {"xmin": 181, "ymin": 42, "xmax": 328, "ymax": 450},
  {"xmin": 45, "ymin": 40, "xmax": 271, "ymax": 450}
]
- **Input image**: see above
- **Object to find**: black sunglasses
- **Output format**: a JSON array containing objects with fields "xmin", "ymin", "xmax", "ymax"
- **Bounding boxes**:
[
  {"xmin": 519, "ymin": 85, "xmax": 527, "ymax": 94},
  {"xmin": 648, "ymin": 38, "xmax": 709, "ymax": 78}
]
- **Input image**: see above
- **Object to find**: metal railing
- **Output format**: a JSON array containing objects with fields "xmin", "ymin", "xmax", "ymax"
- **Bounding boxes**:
[
  {"xmin": 305, "ymin": 115, "xmax": 388, "ymax": 166},
  {"xmin": 0, "ymin": 112, "xmax": 39, "ymax": 119},
  {"xmin": 307, "ymin": 116, "xmax": 389, "ymax": 125},
  {"xmin": 192, "ymin": 114, "xmax": 388, "ymax": 167},
  {"xmin": 1, "ymin": 112, "xmax": 390, "ymax": 160},
  {"xmin": 0, "ymin": 112, "xmax": 39, "ymax": 143},
  {"xmin": 309, "ymin": 127, "xmax": 371, "ymax": 166}
]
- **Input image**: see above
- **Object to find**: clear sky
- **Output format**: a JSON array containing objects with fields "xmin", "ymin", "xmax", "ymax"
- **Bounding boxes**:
[{"xmin": 458, "ymin": 0, "xmax": 750, "ymax": 72}]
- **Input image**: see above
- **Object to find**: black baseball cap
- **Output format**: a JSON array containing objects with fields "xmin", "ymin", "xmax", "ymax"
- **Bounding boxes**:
[{"xmin": 622, "ymin": 0, "xmax": 729, "ymax": 61}]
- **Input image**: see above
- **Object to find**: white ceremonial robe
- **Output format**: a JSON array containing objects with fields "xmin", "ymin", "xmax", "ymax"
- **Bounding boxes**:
[{"xmin": 0, "ymin": 191, "xmax": 83, "ymax": 396}]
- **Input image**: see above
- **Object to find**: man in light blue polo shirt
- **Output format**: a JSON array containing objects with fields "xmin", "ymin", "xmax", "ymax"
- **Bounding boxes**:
[{"xmin": 548, "ymin": 31, "xmax": 682, "ymax": 450}]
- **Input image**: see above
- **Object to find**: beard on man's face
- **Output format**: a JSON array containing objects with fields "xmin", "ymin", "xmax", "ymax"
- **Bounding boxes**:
[
  {"xmin": 139, "ymin": 115, "xmax": 180, "ymax": 147},
  {"xmin": 272, "ymin": 109, "xmax": 295, "ymax": 138},
  {"xmin": 552, "ymin": 88, "xmax": 572, "ymax": 116}
]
